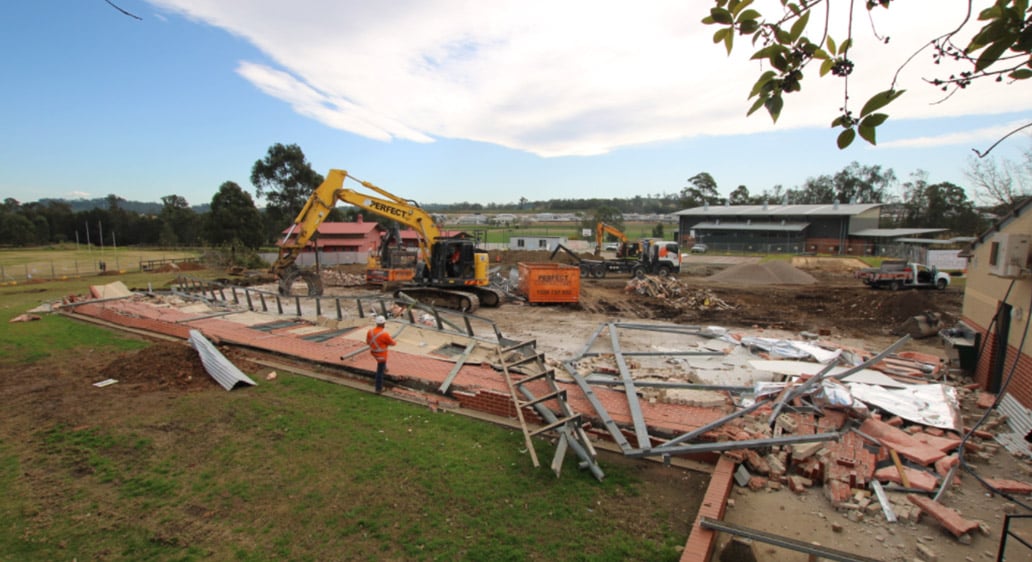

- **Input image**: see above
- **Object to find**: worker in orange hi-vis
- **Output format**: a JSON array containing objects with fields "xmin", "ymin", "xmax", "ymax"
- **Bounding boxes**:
[{"xmin": 365, "ymin": 315, "xmax": 396, "ymax": 394}]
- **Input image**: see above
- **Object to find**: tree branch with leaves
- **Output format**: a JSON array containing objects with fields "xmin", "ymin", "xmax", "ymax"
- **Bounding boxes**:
[{"xmin": 703, "ymin": 0, "xmax": 1031, "ymax": 151}]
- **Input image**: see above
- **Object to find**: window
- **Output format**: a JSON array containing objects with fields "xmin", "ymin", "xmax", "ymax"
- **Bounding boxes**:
[
  {"xmin": 538, "ymin": 239, "xmax": 548, "ymax": 249},
  {"xmin": 517, "ymin": 239, "xmax": 525, "ymax": 248}
]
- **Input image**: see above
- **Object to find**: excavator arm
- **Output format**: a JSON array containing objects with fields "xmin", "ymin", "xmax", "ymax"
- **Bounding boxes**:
[
  {"xmin": 595, "ymin": 222, "xmax": 629, "ymax": 255},
  {"xmin": 271, "ymin": 168, "xmax": 443, "ymax": 294}
]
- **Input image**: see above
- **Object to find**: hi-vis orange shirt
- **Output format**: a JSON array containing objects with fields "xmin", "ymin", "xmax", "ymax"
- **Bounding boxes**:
[{"xmin": 366, "ymin": 326, "xmax": 397, "ymax": 363}]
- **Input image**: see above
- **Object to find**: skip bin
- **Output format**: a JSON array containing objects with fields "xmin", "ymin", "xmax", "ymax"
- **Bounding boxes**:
[{"xmin": 517, "ymin": 262, "xmax": 580, "ymax": 303}]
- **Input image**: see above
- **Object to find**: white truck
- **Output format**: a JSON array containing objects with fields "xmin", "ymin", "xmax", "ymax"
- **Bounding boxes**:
[{"xmin": 854, "ymin": 261, "xmax": 951, "ymax": 290}]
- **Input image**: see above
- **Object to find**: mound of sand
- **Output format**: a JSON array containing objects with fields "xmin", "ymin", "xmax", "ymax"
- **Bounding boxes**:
[{"xmin": 707, "ymin": 260, "xmax": 817, "ymax": 285}]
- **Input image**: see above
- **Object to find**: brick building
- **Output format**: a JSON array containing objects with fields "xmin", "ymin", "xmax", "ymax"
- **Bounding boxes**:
[
  {"xmin": 959, "ymin": 198, "xmax": 1032, "ymax": 407},
  {"xmin": 278, "ymin": 216, "xmax": 385, "ymax": 253}
]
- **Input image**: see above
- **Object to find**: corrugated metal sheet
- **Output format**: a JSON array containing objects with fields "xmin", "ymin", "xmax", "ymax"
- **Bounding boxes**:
[
  {"xmin": 693, "ymin": 221, "xmax": 809, "ymax": 232},
  {"xmin": 994, "ymin": 393, "xmax": 1032, "ymax": 456},
  {"xmin": 675, "ymin": 203, "xmax": 881, "ymax": 216},
  {"xmin": 188, "ymin": 329, "xmax": 257, "ymax": 391}
]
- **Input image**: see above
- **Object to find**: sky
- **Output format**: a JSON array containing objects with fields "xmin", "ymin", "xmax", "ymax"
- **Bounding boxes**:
[{"xmin": 1, "ymin": 1, "xmax": 1030, "ymax": 208}]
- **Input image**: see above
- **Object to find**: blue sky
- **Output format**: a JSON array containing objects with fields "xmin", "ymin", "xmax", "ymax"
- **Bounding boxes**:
[{"xmin": 1, "ymin": 1, "xmax": 1029, "ymax": 208}]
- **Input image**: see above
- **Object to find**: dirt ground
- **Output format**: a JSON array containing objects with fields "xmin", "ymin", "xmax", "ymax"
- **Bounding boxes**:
[
  {"xmin": 452, "ymin": 252, "xmax": 1032, "ymax": 562},
  {"xmin": 6, "ymin": 252, "xmax": 1028, "ymax": 561}
]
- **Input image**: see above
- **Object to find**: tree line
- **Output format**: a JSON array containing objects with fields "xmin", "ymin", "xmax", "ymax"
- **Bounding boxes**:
[{"xmin": 2, "ymin": 141, "xmax": 1029, "ymax": 250}]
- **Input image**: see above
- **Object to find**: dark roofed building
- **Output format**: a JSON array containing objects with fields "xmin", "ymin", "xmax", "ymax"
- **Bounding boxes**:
[{"xmin": 674, "ymin": 202, "xmax": 944, "ymax": 255}]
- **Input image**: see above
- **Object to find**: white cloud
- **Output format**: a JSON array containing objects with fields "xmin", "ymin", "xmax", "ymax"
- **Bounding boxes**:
[
  {"xmin": 148, "ymin": 0, "xmax": 1032, "ymax": 157},
  {"xmin": 66, "ymin": 191, "xmax": 91, "ymax": 199},
  {"xmin": 879, "ymin": 120, "xmax": 1032, "ymax": 149}
]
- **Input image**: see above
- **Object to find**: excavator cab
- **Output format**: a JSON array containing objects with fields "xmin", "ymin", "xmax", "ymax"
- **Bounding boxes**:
[{"xmin": 422, "ymin": 238, "xmax": 483, "ymax": 285}]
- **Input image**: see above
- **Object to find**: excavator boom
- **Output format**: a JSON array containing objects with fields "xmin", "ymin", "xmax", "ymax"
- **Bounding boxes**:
[{"xmin": 270, "ymin": 168, "xmax": 500, "ymax": 310}]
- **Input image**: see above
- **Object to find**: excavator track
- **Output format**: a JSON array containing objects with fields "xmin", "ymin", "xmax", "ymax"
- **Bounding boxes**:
[
  {"xmin": 394, "ymin": 288, "xmax": 481, "ymax": 313},
  {"xmin": 471, "ymin": 286, "xmax": 506, "ymax": 308}
]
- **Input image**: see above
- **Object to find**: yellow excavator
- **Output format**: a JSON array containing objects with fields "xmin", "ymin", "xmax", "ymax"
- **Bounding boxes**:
[
  {"xmin": 595, "ymin": 222, "xmax": 640, "ymax": 259},
  {"xmin": 271, "ymin": 169, "xmax": 504, "ymax": 311}
]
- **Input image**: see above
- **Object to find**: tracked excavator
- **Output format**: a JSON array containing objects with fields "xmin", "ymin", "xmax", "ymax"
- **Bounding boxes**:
[{"xmin": 270, "ymin": 169, "xmax": 504, "ymax": 312}]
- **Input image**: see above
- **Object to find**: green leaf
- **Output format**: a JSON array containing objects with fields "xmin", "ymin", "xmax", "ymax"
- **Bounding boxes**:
[
  {"xmin": 1010, "ymin": 68, "xmax": 1032, "ymax": 80},
  {"xmin": 837, "ymin": 128, "xmax": 856, "ymax": 149},
  {"xmin": 730, "ymin": 0, "xmax": 754, "ymax": 16},
  {"xmin": 710, "ymin": 8, "xmax": 733, "ymax": 24},
  {"xmin": 974, "ymin": 38, "xmax": 1013, "ymax": 72},
  {"xmin": 839, "ymin": 38, "xmax": 852, "ymax": 53},
  {"xmin": 713, "ymin": 28, "xmax": 730, "ymax": 44},
  {"xmin": 789, "ymin": 10, "xmax": 810, "ymax": 42},
  {"xmin": 827, "ymin": 36, "xmax": 837, "ymax": 55},
  {"xmin": 819, "ymin": 58, "xmax": 834, "ymax": 76},
  {"xmin": 701, "ymin": 15, "xmax": 716, "ymax": 25},
  {"xmin": 739, "ymin": 19, "xmax": 760, "ymax": 35},
  {"xmin": 860, "ymin": 89, "xmax": 904, "ymax": 117},
  {"xmin": 860, "ymin": 113, "xmax": 889, "ymax": 128},
  {"xmin": 858, "ymin": 124, "xmax": 877, "ymax": 145},
  {"xmin": 771, "ymin": 53, "xmax": 788, "ymax": 71},
  {"xmin": 765, "ymin": 94, "xmax": 784, "ymax": 123},
  {"xmin": 747, "ymin": 96, "xmax": 766, "ymax": 116},
  {"xmin": 737, "ymin": 8, "xmax": 761, "ymax": 21},
  {"xmin": 751, "ymin": 45, "xmax": 786, "ymax": 61},
  {"xmin": 749, "ymin": 70, "xmax": 776, "ymax": 97},
  {"xmin": 775, "ymin": 28, "xmax": 792, "ymax": 43},
  {"xmin": 724, "ymin": 28, "xmax": 734, "ymax": 53}
]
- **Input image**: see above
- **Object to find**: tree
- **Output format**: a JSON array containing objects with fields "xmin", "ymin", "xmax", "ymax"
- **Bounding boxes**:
[
  {"xmin": 703, "ymin": 0, "xmax": 1032, "ymax": 149},
  {"xmin": 784, "ymin": 162, "xmax": 895, "ymax": 204},
  {"xmin": 964, "ymin": 139, "xmax": 1032, "ymax": 208},
  {"xmin": 159, "ymin": 194, "xmax": 199, "ymax": 247},
  {"xmin": 251, "ymin": 143, "xmax": 324, "ymax": 241},
  {"xmin": 206, "ymin": 182, "xmax": 265, "ymax": 249},
  {"xmin": 900, "ymin": 172, "xmax": 984, "ymax": 234},
  {"xmin": 728, "ymin": 185, "xmax": 755, "ymax": 204},
  {"xmin": 680, "ymin": 172, "xmax": 724, "ymax": 207}
]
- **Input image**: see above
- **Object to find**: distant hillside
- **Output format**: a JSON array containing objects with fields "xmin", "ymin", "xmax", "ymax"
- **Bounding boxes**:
[{"xmin": 37, "ymin": 198, "xmax": 210, "ymax": 214}]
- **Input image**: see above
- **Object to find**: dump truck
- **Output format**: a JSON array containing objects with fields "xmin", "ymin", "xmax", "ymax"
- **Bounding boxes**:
[{"xmin": 854, "ymin": 261, "xmax": 950, "ymax": 290}]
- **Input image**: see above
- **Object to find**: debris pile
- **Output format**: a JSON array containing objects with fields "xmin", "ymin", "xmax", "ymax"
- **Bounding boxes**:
[
  {"xmin": 624, "ymin": 276, "xmax": 735, "ymax": 310},
  {"xmin": 321, "ymin": 268, "xmax": 367, "ymax": 287}
]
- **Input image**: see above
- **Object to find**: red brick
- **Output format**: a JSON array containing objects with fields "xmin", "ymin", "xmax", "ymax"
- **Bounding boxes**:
[
  {"xmin": 908, "ymin": 494, "xmax": 980, "ymax": 537},
  {"xmin": 874, "ymin": 465, "xmax": 939, "ymax": 491},
  {"xmin": 984, "ymin": 478, "xmax": 1032, "ymax": 494},
  {"xmin": 975, "ymin": 391, "xmax": 996, "ymax": 409},
  {"xmin": 859, "ymin": 418, "xmax": 946, "ymax": 466}
]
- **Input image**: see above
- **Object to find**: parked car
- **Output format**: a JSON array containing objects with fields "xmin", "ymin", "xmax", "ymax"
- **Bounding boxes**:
[
  {"xmin": 604, "ymin": 243, "xmax": 620, "ymax": 251},
  {"xmin": 689, "ymin": 244, "xmax": 708, "ymax": 254}
]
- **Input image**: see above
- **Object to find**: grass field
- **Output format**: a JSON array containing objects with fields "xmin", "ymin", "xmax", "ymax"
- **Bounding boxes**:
[
  {"xmin": 0, "ymin": 270, "xmax": 702, "ymax": 561},
  {"xmin": 0, "ymin": 246, "xmax": 200, "ymax": 284}
]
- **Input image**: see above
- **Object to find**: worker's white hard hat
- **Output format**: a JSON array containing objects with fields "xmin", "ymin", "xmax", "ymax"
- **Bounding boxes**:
[{"xmin": 374, "ymin": 315, "xmax": 386, "ymax": 325}]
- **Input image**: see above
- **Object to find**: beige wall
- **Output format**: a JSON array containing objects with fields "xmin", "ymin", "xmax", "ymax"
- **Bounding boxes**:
[{"xmin": 963, "ymin": 211, "xmax": 1032, "ymax": 343}]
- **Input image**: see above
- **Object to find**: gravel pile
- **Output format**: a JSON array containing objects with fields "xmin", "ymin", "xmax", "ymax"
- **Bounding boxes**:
[{"xmin": 707, "ymin": 260, "xmax": 817, "ymax": 285}]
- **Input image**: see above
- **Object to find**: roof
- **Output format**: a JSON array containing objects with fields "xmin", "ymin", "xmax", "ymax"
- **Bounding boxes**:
[
  {"xmin": 675, "ymin": 203, "xmax": 880, "ymax": 217},
  {"xmin": 849, "ymin": 228, "xmax": 947, "ymax": 238},
  {"xmin": 893, "ymin": 236, "xmax": 977, "ymax": 245},
  {"xmin": 692, "ymin": 221, "xmax": 809, "ymax": 232},
  {"xmin": 969, "ymin": 196, "xmax": 1032, "ymax": 249},
  {"xmin": 280, "ymin": 222, "xmax": 381, "ymax": 235}
]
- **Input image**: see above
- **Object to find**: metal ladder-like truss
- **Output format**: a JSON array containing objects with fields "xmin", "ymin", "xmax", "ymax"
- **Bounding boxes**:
[{"xmin": 496, "ymin": 340, "xmax": 605, "ymax": 481}]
